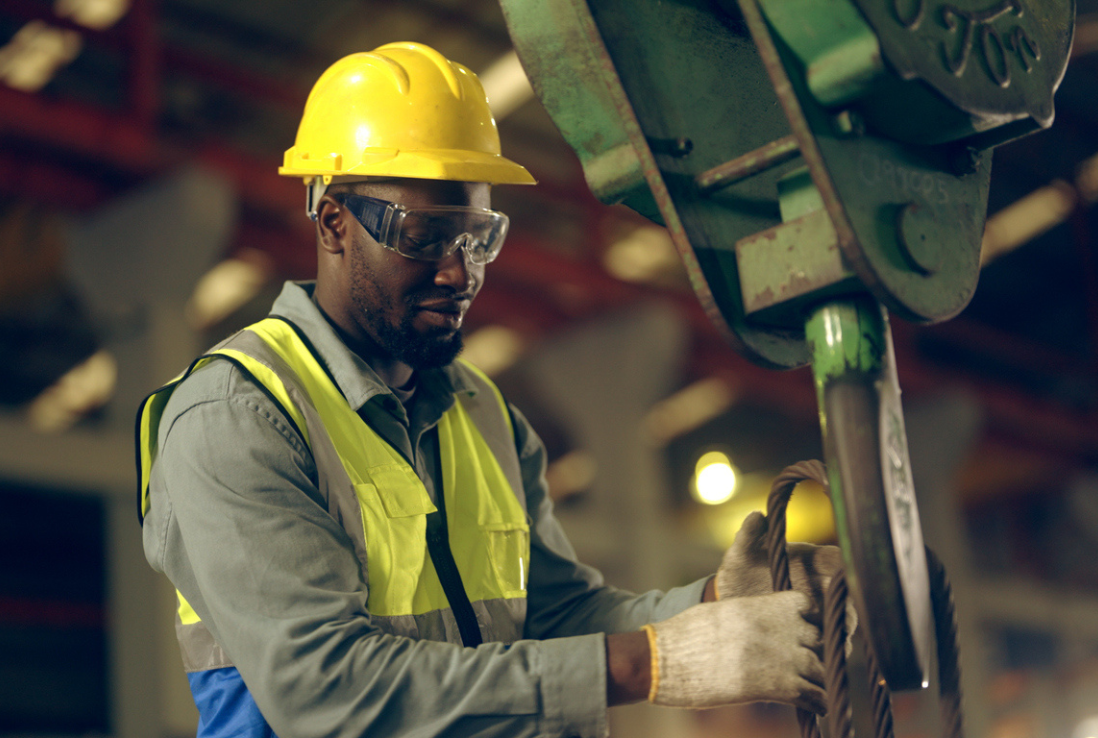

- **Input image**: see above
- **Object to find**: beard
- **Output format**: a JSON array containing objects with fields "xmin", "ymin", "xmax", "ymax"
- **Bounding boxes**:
[
  {"xmin": 374, "ymin": 305, "xmax": 465, "ymax": 370},
  {"xmin": 349, "ymin": 249, "xmax": 465, "ymax": 371}
]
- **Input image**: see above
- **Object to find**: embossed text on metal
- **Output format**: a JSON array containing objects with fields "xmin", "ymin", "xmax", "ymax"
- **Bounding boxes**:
[{"xmin": 855, "ymin": 0, "xmax": 1074, "ymax": 126}]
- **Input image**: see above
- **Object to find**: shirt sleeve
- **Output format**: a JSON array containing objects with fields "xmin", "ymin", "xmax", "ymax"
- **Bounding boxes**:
[
  {"xmin": 510, "ymin": 404, "xmax": 709, "ymax": 640},
  {"xmin": 142, "ymin": 361, "xmax": 609, "ymax": 738}
]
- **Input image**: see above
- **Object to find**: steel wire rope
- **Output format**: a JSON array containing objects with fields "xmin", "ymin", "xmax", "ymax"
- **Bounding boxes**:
[{"xmin": 762, "ymin": 460, "xmax": 965, "ymax": 738}]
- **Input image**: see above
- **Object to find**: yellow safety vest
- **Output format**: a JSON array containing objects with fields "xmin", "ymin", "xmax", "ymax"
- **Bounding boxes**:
[{"xmin": 138, "ymin": 318, "xmax": 530, "ymax": 670}]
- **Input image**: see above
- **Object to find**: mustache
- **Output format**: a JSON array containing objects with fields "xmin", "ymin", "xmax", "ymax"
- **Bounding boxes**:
[{"xmin": 407, "ymin": 288, "xmax": 474, "ymax": 307}]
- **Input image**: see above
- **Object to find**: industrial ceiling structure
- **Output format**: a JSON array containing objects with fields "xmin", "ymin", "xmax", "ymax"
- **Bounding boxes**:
[
  {"xmin": 2, "ymin": 1, "xmax": 1098, "ymax": 736},
  {"xmin": 1, "ymin": 0, "xmax": 1098, "ymax": 577}
]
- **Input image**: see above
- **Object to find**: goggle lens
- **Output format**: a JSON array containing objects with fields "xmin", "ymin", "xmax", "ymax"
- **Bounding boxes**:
[
  {"xmin": 390, "ymin": 208, "xmax": 508, "ymax": 265},
  {"xmin": 335, "ymin": 194, "xmax": 508, "ymax": 265}
]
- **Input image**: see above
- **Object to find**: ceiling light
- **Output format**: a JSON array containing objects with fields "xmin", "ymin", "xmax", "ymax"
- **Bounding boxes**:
[
  {"xmin": 26, "ymin": 349, "xmax": 117, "ymax": 433},
  {"xmin": 545, "ymin": 449, "xmax": 597, "ymax": 500},
  {"xmin": 1073, "ymin": 715, "xmax": 1098, "ymax": 738},
  {"xmin": 693, "ymin": 450, "xmax": 738, "ymax": 505},
  {"xmin": 0, "ymin": 21, "xmax": 82, "ymax": 93},
  {"xmin": 697, "ymin": 471, "xmax": 835, "ymax": 547},
  {"xmin": 602, "ymin": 225, "xmax": 681, "ymax": 283},
  {"xmin": 461, "ymin": 325, "xmax": 526, "ymax": 376},
  {"xmin": 479, "ymin": 50, "xmax": 534, "ymax": 121},
  {"xmin": 1076, "ymin": 151, "xmax": 1098, "ymax": 205},
  {"xmin": 185, "ymin": 251, "xmax": 273, "ymax": 330},
  {"xmin": 981, "ymin": 180, "xmax": 1077, "ymax": 266},
  {"xmin": 782, "ymin": 478, "xmax": 834, "ymax": 543},
  {"xmin": 53, "ymin": 0, "xmax": 131, "ymax": 30},
  {"xmin": 644, "ymin": 376, "xmax": 738, "ymax": 446}
]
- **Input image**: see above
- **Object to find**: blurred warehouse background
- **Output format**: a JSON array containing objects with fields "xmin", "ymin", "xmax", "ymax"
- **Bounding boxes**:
[{"xmin": 0, "ymin": 0, "xmax": 1097, "ymax": 736}]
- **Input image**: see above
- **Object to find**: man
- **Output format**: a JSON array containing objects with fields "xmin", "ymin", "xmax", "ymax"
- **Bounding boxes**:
[{"xmin": 138, "ymin": 42, "xmax": 839, "ymax": 737}]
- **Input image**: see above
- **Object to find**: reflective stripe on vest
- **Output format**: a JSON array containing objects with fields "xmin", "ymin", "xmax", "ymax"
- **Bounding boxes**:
[{"xmin": 137, "ymin": 318, "xmax": 530, "ymax": 671}]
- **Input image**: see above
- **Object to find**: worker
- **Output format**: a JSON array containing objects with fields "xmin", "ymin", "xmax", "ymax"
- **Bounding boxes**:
[{"xmin": 137, "ymin": 41, "xmax": 841, "ymax": 737}]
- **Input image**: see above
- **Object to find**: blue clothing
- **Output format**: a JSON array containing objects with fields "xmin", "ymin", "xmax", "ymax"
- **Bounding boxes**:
[
  {"xmin": 189, "ymin": 669, "xmax": 276, "ymax": 738},
  {"xmin": 142, "ymin": 282, "xmax": 707, "ymax": 737}
]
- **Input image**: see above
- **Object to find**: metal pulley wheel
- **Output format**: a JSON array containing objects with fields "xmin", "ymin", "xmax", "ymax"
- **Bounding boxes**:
[
  {"xmin": 500, "ymin": 0, "xmax": 1076, "ymax": 692},
  {"xmin": 808, "ymin": 298, "xmax": 932, "ymax": 689}
]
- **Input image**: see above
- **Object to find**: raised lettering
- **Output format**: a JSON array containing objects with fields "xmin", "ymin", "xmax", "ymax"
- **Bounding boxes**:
[
  {"xmin": 980, "ymin": 24, "xmax": 1010, "ymax": 87},
  {"xmin": 893, "ymin": 0, "xmax": 927, "ymax": 29},
  {"xmin": 938, "ymin": 0, "xmax": 1027, "ymax": 84}
]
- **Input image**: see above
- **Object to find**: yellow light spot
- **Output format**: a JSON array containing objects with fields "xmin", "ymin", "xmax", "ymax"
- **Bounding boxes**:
[
  {"xmin": 185, "ymin": 252, "xmax": 273, "ymax": 330},
  {"xmin": 981, "ymin": 180, "xmax": 1077, "ymax": 266},
  {"xmin": 643, "ymin": 376, "xmax": 738, "ymax": 447},
  {"xmin": 693, "ymin": 451, "xmax": 737, "ymax": 505},
  {"xmin": 602, "ymin": 225, "xmax": 681, "ymax": 284},
  {"xmin": 1073, "ymin": 716, "xmax": 1098, "ymax": 738},
  {"xmin": 54, "ymin": 0, "xmax": 131, "ymax": 30},
  {"xmin": 0, "ymin": 21, "xmax": 82, "ymax": 92},
  {"xmin": 462, "ymin": 325, "xmax": 526, "ymax": 377},
  {"xmin": 26, "ymin": 350, "xmax": 117, "ymax": 432}
]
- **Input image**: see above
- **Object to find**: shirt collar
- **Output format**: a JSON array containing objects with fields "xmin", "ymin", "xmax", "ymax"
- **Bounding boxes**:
[{"xmin": 267, "ymin": 281, "xmax": 479, "ymax": 412}]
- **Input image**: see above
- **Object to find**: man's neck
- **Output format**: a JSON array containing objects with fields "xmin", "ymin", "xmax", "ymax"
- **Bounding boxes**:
[{"xmin": 313, "ymin": 292, "xmax": 415, "ymax": 389}]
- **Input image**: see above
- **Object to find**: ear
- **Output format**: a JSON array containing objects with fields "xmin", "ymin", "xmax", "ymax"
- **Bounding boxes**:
[{"xmin": 316, "ymin": 196, "xmax": 348, "ymax": 256}]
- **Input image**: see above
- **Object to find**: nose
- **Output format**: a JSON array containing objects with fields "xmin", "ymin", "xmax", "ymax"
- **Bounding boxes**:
[{"xmin": 434, "ymin": 234, "xmax": 478, "ymax": 291}]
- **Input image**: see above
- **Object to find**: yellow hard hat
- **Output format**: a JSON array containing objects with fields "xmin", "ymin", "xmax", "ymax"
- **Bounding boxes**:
[{"xmin": 280, "ymin": 42, "xmax": 535, "ymax": 191}]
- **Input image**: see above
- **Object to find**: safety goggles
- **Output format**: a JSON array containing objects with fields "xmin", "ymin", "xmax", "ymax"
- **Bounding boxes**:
[{"xmin": 333, "ymin": 193, "xmax": 510, "ymax": 266}]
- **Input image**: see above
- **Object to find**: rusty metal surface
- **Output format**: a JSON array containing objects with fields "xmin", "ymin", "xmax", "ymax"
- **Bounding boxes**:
[
  {"xmin": 696, "ymin": 134, "xmax": 801, "ymax": 193},
  {"xmin": 737, "ymin": 0, "xmax": 991, "ymax": 323},
  {"xmin": 735, "ymin": 208, "xmax": 856, "ymax": 316},
  {"xmin": 504, "ymin": 0, "xmax": 815, "ymax": 367},
  {"xmin": 501, "ymin": 0, "xmax": 756, "ymax": 360},
  {"xmin": 498, "ymin": 0, "xmax": 656, "ymax": 217},
  {"xmin": 852, "ymin": 0, "xmax": 1075, "ymax": 135},
  {"xmin": 583, "ymin": 0, "xmax": 814, "ymax": 368},
  {"xmin": 807, "ymin": 298, "xmax": 933, "ymax": 690}
]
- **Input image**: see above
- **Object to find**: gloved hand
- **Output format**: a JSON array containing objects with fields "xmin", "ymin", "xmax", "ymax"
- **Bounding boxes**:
[
  {"xmin": 643, "ymin": 591, "xmax": 825, "ymax": 712},
  {"xmin": 716, "ymin": 511, "xmax": 843, "ymax": 608}
]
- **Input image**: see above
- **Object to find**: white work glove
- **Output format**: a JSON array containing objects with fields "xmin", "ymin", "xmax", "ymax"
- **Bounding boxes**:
[
  {"xmin": 716, "ymin": 512, "xmax": 842, "ymax": 606},
  {"xmin": 643, "ymin": 592, "xmax": 825, "ymax": 712},
  {"xmin": 717, "ymin": 511, "xmax": 857, "ymax": 650}
]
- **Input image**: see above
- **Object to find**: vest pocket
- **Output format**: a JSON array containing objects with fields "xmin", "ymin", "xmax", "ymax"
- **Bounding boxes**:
[
  {"xmin": 366, "ymin": 466, "xmax": 437, "ymax": 518},
  {"xmin": 482, "ymin": 522, "xmax": 529, "ymax": 598}
]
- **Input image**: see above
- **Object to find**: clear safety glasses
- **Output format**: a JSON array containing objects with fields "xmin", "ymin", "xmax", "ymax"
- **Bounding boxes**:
[{"xmin": 334, "ymin": 193, "xmax": 510, "ymax": 266}]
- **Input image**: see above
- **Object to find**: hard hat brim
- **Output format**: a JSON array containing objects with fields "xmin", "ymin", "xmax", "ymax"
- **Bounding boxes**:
[{"xmin": 280, "ymin": 147, "xmax": 536, "ymax": 186}]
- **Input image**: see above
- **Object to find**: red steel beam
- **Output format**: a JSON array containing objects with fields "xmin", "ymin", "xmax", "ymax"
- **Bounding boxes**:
[
  {"xmin": 0, "ymin": 86, "xmax": 156, "ymax": 170},
  {"xmin": 125, "ymin": 0, "xmax": 160, "ymax": 129},
  {"xmin": 0, "ymin": 12, "xmax": 1092, "ymax": 465},
  {"xmin": 0, "ymin": 148, "xmax": 109, "ymax": 207}
]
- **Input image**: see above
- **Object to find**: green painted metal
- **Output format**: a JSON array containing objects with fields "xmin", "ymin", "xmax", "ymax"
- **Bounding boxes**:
[
  {"xmin": 806, "ymin": 298, "xmax": 932, "ymax": 689},
  {"xmin": 806, "ymin": 299, "xmax": 883, "ymax": 388},
  {"xmin": 503, "ymin": 0, "xmax": 812, "ymax": 369},
  {"xmin": 777, "ymin": 166, "xmax": 824, "ymax": 221},
  {"xmin": 496, "ymin": 0, "xmax": 661, "ymax": 222},
  {"xmin": 501, "ymin": 0, "xmax": 1073, "ymax": 693},
  {"xmin": 852, "ymin": 0, "xmax": 1075, "ymax": 147},
  {"xmin": 735, "ymin": 209, "xmax": 856, "ymax": 319},
  {"xmin": 741, "ymin": 0, "xmax": 993, "ymax": 324},
  {"xmin": 759, "ymin": 0, "xmax": 886, "ymax": 107},
  {"xmin": 502, "ymin": 0, "xmax": 1072, "ymax": 336}
]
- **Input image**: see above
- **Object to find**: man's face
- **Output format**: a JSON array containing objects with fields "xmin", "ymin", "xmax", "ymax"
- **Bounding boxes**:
[{"xmin": 342, "ymin": 178, "xmax": 490, "ymax": 371}]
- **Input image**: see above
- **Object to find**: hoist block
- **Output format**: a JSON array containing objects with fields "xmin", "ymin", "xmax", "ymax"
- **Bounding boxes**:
[{"xmin": 500, "ymin": 0, "xmax": 1074, "ymax": 690}]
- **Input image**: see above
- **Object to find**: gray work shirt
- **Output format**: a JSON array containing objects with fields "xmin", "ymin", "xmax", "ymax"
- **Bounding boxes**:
[{"xmin": 142, "ymin": 281, "xmax": 706, "ymax": 738}]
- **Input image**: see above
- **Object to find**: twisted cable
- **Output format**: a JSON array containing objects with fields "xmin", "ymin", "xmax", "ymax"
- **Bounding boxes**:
[
  {"xmin": 824, "ymin": 569, "xmax": 853, "ymax": 738},
  {"xmin": 865, "ymin": 639, "xmax": 895, "ymax": 738},
  {"xmin": 766, "ymin": 460, "xmax": 828, "ymax": 592},
  {"xmin": 927, "ymin": 547, "xmax": 965, "ymax": 738},
  {"xmin": 766, "ymin": 460, "xmax": 829, "ymax": 738},
  {"xmin": 763, "ymin": 461, "xmax": 966, "ymax": 738}
]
